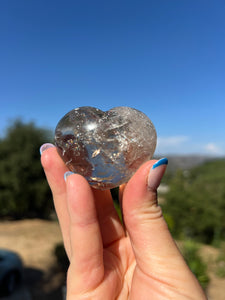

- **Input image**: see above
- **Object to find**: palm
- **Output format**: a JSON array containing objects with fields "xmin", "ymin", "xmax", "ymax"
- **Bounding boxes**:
[
  {"xmin": 83, "ymin": 237, "xmax": 135, "ymax": 299},
  {"xmin": 67, "ymin": 189, "xmax": 174, "ymax": 300},
  {"xmin": 66, "ymin": 186, "xmax": 206, "ymax": 300},
  {"xmin": 66, "ymin": 188, "xmax": 135, "ymax": 299}
]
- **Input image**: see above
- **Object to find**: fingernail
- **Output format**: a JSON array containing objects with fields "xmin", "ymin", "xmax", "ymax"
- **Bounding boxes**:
[
  {"xmin": 64, "ymin": 171, "xmax": 74, "ymax": 182},
  {"xmin": 40, "ymin": 143, "xmax": 55, "ymax": 155},
  {"xmin": 147, "ymin": 158, "xmax": 168, "ymax": 190}
]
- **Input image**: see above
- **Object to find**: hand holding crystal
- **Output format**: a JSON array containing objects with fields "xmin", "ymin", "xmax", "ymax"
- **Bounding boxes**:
[{"xmin": 40, "ymin": 144, "xmax": 206, "ymax": 300}]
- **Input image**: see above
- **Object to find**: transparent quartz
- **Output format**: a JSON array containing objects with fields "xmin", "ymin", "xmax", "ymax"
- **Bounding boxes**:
[{"xmin": 55, "ymin": 106, "xmax": 157, "ymax": 189}]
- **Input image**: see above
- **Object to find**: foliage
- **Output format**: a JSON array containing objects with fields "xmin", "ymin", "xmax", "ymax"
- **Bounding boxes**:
[
  {"xmin": 181, "ymin": 240, "xmax": 210, "ymax": 290},
  {"xmin": 163, "ymin": 159, "xmax": 225, "ymax": 244},
  {"xmin": 0, "ymin": 119, "xmax": 53, "ymax": 219},
  {"xmin": 111, "ymin": 187, "xmax": 123, "ymax": 222},
  {"xmin": 163, "ymin": 213, "xmax": 175, "ymax": 232},
  {"xmin": 54, "ymin": 243, "xmax": 69, "ymax": 272}
]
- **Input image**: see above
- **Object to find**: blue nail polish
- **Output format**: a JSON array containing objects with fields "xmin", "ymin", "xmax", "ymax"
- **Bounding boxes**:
[
  {"xmin": 64, "ymin": 171, "xmax": 74, "ymax": 181},
  {"xmin": 152, "ymin": 158, "xmax": 168, "ymax": 169}
]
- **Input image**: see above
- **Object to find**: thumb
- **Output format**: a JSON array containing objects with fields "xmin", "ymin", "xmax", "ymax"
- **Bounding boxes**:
[{"xmin": 123, "ymin": 158, "xmax": 185, "ymax": 273}]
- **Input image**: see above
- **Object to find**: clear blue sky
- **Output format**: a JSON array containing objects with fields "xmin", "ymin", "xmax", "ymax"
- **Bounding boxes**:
[{"xmin": 1, "ymin": 0, "xmax": 225, "ymax": 156}]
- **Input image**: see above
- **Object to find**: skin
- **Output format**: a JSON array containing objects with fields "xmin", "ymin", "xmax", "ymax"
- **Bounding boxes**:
[{"xmin": 41, "ymin": 147, "xmax": 207, "ymax": 300}]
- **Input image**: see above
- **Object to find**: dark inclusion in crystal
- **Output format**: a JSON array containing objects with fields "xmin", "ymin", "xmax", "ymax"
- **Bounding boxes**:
[{"xmin": 55, "ymin": 106, "xmax": 157, "ymax": 190}]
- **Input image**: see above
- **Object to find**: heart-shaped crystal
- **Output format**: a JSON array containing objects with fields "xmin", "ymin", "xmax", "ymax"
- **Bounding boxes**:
[{"xmin": 55, "ymin": 106, "xmax": 157, "ymax": 189}]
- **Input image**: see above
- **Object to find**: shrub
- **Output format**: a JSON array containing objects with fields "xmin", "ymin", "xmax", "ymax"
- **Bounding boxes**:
[
  {"xmin": 181, "ymin": 240, "xmax": 210, "ymax": 289},
  {"xmin": 54, "ymin": 243, "xmax": 69, "ymax": 272}
]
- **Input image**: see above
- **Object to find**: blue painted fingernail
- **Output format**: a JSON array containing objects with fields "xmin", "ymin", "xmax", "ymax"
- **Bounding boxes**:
[
  {"xmin": 152, "ymin": 158, "xmax": 168, "ymax": 169},
  {"xmin": 148, "ymin": 158, "xmax": 168, "ymax": 191},
  {"xmin": 64, "ymin": 171, "xmax": 74, "ymax": 182},
  {"xmin": 40, "ymin": 143, "xmax": 55, "ymax": 155}
]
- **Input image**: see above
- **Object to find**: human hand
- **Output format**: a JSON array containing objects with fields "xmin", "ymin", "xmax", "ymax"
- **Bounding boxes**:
[{"xmin": 40, "ymin": 144, "xmax": 207, "ymax": 300}]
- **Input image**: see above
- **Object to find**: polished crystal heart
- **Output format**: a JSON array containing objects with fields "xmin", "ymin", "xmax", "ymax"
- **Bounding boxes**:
[{"xmin": 55, "ymin": 106, "xmax": 157, "ymax": 189}]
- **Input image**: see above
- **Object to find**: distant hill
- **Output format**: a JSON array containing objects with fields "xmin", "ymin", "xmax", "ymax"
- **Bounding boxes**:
[{"xmin": 154, "ymin": 155, "xmax": 224, "ymax": 173}]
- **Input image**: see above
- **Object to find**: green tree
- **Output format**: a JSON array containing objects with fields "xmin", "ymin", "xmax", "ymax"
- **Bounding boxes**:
[
  {"xmin": 0, "ymin": 120, "xmax": 53, "ymax": 219},
  {"xmin": 163, "ymin": 159, "xmax": 225, "ymax": 244}
]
